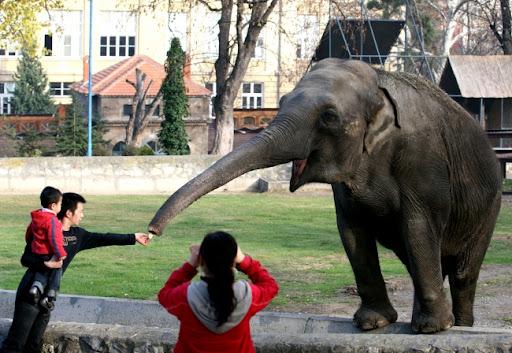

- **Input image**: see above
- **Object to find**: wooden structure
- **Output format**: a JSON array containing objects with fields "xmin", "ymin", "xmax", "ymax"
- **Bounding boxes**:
[
  {"xmin": 0, "ymin": 115, "xmax": 59, "ymax": 135},
  {"xmin": 439, "ymin": 55, "xmax": 512, "ymax": 148},
  {"xmin": 233, "ymin": 108, "xmax": 278, "ymax": 128}
]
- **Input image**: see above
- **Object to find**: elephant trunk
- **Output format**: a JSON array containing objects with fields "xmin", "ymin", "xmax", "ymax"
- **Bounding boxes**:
[{"xmin": 148, "ymin": 135, "xmax": 282, "ymax": 236}]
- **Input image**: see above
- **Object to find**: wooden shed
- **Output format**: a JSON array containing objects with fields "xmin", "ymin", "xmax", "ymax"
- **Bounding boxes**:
[{"xmin": 439, "ymin": 55, "xmax": 512, "ymax": 148}]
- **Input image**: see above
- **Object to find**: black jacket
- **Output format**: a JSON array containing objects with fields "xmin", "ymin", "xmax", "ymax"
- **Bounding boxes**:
[{"xmin": 21, "ymin": 227, "xmax": 135, "ymax": 276}]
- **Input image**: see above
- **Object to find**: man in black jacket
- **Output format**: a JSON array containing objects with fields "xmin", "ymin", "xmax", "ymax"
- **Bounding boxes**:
[{"xmin": 0, "ymin": 192, "xmax": 150, "ymax": 353}]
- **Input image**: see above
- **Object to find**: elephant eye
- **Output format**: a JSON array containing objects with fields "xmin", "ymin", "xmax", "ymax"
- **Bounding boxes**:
[{"xmin": 318, "ymin": 109, "xmax": 340, "ymax": 130}]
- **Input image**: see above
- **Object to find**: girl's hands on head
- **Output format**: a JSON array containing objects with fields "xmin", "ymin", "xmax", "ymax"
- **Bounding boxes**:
[
  {"xmin": 234, "ymin": 246, "xmax": 245, "ymax": 265},
  {"xmin": 188, "ymin": 244, "xmax": 201, "ymax": 268}
]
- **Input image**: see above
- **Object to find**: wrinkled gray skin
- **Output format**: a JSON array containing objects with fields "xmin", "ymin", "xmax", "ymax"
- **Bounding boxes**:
[{"xmin": 149, "ymin": 59, "xmax": 502, "ymax": 334}]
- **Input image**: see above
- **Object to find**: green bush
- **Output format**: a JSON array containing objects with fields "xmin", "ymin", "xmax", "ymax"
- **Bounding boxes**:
[
  {"xmin": 93, "ymin": 144, "xmax": 111, "ymax": 156},
  {"xmin": 138, "ymin": 146, "xmax": 155, "ymax": 155},
  {"xmin": 122, "ymin": 144, "xmax": 138, "ymax": 156}
]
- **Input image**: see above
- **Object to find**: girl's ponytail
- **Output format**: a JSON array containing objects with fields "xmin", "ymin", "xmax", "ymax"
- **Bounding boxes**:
[{"xmin": 200, "ymin": 231, "xmax": 238, "ymax": 326}]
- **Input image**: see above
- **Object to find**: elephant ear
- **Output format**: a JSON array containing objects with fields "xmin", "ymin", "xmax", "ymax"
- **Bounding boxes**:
[{"xmin": 363, "ymin": 87, "xmax": 400, "ymax": 156}]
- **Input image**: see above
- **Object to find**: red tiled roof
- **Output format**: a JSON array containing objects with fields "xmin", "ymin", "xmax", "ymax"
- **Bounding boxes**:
[{"xmin": 71, "ymin": 55, "xmax": 212, "ymax": 97}]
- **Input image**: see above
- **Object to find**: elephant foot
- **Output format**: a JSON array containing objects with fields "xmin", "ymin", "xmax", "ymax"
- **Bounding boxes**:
[
  {"xmin": 412, "ymin": 310, "xmax": 454, "ymax": 334},
  {"xmin": 353, "ymin": 304, "xmax": 398, "ymax": 330}
]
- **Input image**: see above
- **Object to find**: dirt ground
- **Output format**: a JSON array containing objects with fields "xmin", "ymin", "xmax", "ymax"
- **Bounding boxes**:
[
  {"xmin": 266, "ymin": 192, "xmax": 512, "ymax": 330},
  {"xmin": 270, "ymin": 263, "xmax": 512, "ymax": 330}
]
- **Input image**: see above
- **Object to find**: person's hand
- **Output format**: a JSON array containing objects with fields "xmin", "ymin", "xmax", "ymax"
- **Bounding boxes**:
[
  {"xmin": 234, "ymin": 246, "xmax": 245, "ymax": 265},
  {"xmin": 44, "ymin": 255, "xmax": 63, "ymax": 269},
  {"xmin": 135, "ymin": 233, "xmax": 150, "ymax": 246},
  {"xmin": 188, "ymin": 244, "xmax": 200, "ymax": 268}
]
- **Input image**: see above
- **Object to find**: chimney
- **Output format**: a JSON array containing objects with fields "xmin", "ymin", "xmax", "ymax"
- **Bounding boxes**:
[
  {"xmin": 184, "ymin": 54, "xmax": 191, "ymax": 79},
  {"xmin": 83, "ymin": 55, "xmax": 89, "ymax": 83}
]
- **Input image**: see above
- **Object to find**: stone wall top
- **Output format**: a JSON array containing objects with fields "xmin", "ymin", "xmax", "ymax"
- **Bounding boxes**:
[{"xmin": 0, "ymin": 156, "xmax": 294, "ymax": 195}]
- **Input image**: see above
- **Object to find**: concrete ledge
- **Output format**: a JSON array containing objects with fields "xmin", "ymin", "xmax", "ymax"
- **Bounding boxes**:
[
  {"xmin": 2, "ymin": 319, "xmax": 512, "ymax": 353},
  {"xmin": 2, "ymin": 290, "xmax": 512, "ymax": 352}
]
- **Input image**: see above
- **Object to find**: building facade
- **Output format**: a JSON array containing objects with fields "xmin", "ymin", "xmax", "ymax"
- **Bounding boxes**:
[{"xmin": 0, "ymin": 0, "xmax": 331, "ymax": 154}]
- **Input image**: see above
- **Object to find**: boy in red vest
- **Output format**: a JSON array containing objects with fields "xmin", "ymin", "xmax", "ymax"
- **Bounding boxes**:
[{"xmin": 25, "ymin": 186, "xmax": 67, "ymax": 311}]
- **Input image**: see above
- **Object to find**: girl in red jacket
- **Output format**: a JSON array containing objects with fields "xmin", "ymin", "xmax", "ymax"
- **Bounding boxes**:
[{"xmin": 158, "ymin": 231, "xmax": 278, "ymax": 352}]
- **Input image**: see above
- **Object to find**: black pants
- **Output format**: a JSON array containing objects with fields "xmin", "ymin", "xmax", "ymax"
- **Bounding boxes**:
[{"xmin": 0, "ymin": 270, "xmax": 51, "ymax": 353}]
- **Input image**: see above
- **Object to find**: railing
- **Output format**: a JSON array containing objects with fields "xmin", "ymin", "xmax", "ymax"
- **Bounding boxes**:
[{"xmin": 0, "ymin": 115, "xmax": 59, "ymax": 135}]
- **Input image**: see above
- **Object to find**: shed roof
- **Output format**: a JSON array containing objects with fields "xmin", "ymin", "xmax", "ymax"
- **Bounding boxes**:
[
  {"xmin": 439, "ymin": 55, "xmax": 512, "ymax": 98},
  {"xmin": 71, "ymin": 55, "xmax": 212, "ymax": 97},
  {"xmin": 314, "ymin": 19, "xmax": 405, "ymax": 63}
]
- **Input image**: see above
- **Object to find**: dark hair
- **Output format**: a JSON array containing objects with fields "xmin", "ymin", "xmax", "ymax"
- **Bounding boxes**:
[
  {"xmin": 40, "ymin": 186, "xmax": 62, "ymax": 208},
  {"xmin": 200, "ymin": 231, "xmax": 238, "ymax": 326},
  {"xmin": 57, "ymin": 192, "xmax": 86, "ymax": 220}
]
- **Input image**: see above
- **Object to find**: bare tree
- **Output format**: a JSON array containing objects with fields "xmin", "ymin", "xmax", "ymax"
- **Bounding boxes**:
[
  {"xmin": 206, "ymin": 0, "xmax": 279, "ymax": 154},
  {"xmin": 125, "ymin": 68, "xmax": 163, "ymax": 146},
  {"xmin": 481, "ymin": 0, "xmax": 512, "ymax": 54}
]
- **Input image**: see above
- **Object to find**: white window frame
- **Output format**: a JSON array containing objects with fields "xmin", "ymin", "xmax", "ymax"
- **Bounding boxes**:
[
  {"xmin": 241, "ymin": 82, "xmax": 263, "ymax": 109},
  {"xmin": 167, "ymin": 12, "xmax": 188, "ymax": 52},
  {"xmin": 243, "ymin": 16, "xmax": 265, "ymax": 60},
  {"xmin": 0, "ymin": 82, "xmax": 14, "ymax": 114},
  {"xmin": 0, "ymin": 43, "xmax": 19, "ymax": 57},
  {"xmin": 50, "ymin": 82, "xmax": 72, "ymax": 97},
  {"xmin": 296, "ymin": 15, "xmax": 318, "ymax": 60},
  {"xmin": 42, "ymin": 10, "xmax": 82, "ymax": 57},
  {"xmin": 204, "ymin": 13, "xmax": 220, "ymax": 60},
  {"xmin": 99, "ymin": 11, "xmax": 137, "ymax": 57},
  {"xmin": 205, "ymin": 82, "xmax": 217, "ymax": 118}
]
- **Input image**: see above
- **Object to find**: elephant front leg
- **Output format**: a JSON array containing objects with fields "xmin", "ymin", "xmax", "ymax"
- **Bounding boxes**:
[
  {"xmin": 406, "ymin": 218, "xmax": 455, "ymax": 333},
  {"xmin": 340, "ymin": 228, "xmax": 398, "ymax": 330}
]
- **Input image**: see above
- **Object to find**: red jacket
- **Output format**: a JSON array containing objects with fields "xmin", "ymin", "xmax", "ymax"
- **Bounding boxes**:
[
  {"xmin": 25, "ymin": 209, "xmax": 66, "ymax": 259},
  {"xmin": 158, "ymin": 256, "xmax": 278, "ymax": 353}
]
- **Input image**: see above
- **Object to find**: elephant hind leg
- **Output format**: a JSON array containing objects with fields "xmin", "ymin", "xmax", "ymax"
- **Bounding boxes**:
[
  {"xmin": 448, "ymin": 250, "xmax": 487, "ymax": 326},
  {"xmin": 449, "ymin": 270, "xmax": 477, "ymax": 326}
]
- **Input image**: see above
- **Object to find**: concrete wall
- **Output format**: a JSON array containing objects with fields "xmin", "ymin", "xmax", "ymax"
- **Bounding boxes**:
[
  {"xmin": 0, "ymin": 155, "xmax": 311, "ymax": 195},
  {"xmin": 1, "ymin": 290, "xmax": 512, "ymax": 353}
]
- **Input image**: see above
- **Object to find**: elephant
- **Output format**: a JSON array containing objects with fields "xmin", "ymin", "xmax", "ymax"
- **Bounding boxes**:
[{"xmin": 149, "ymin": 58, "xmax": 502, "ymax": 334}]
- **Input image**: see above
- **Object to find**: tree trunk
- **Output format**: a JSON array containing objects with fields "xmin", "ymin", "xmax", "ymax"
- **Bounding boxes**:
[
  {"xmin": 501, "ymin": 0, "xmax": 512, "ymax": 54},
  {"xmin": 210, "ymin": 0, "xmax": 279, "ymax": 155},
  {"xmin": 126, "ymin": 69, "xmax": 146, "ymax": 145},
  {"xmin": 126, "ymin": 68, "xmax": 162, "ymax": 147}
]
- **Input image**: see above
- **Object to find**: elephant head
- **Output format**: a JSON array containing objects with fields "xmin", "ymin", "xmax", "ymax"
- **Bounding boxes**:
[{"xmin": 148, "ymin": 59, "xmax": 400, "ymax": 235}]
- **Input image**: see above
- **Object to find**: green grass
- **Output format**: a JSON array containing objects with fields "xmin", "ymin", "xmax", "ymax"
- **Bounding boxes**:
[
  {"xmin": 1, "ymin": 194, "xmax": 511, "ymax": 309},
  {"xmin": 503, "ymin": 179, "xmax": 512, "ymax": 192}
]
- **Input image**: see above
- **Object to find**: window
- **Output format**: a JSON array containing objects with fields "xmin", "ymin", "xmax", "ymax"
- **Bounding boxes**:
[
  {"xmin": 204, "ymin": 13, "xmax": 220, "ymax": 60},
  {"xmin": 122, "ymin": 104, "xmax": 160, "ymax": 117},
  {"xmin": 41, "ymin": 122, "xmax": 57, "ymax": 134},
  {"xmin": 296, "ymin": 15, "xmax": 318, "ymax": 59},
  {"xmin": 205, "ymin": 82, "xmax": 216, "ymax": 118},
  {"xmin": 144, "ymin": 139, "xmax": 165, "ymax": 155},
  {"xmin": 20, "ymin": 122, "xmax": 36, "ymax": 132},
  {"xmin": 50, "ymin": 82, "xmax": 71, "ymax": 96},
  {"xmin": 167, "ymin": 13, "xmax": 188, "ymax": 52},
  {"xmin": 42, "ymin": 11, "xmax": 82, "ymax": 57},
  {"xmin": 241, "ymin": 83, "xmax": 263, "ymax": 109},
  {"xmin": 0, "ymin": 43, "xmax": 19, "ymax": 56},
  {"xmin": 243, "ymin": 16, "xmax": 264, "ymax": 60},
  {"xmin": 241, "ymin": 116, "xmax": 256, "ymax": 126},
  {"xmin": 260, "ymin": 117, "xmax": 272, "ymax": 126},
  {"xmin": 113, "ymin": 141, "xmax": 125, "ymax": 155},
  {"xmin": 100, "ymin": 35, "xmax": 135, "ymax": 57},
  {"xmin": 253, "ymin": 31, "xmax": 264, "ymax": 60},
  {"xmin": 99, "ymin": 11, "xmax": 137, "ymax": 57},
  {"xmin": 0, "ymin": 82, "xmax": 14, "ymax": 114}
]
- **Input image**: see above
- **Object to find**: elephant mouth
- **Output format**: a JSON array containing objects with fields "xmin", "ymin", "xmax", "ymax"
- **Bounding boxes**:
[{"xmin": 291, "ymin": 158, "xmax": 308, "ymax": 190}]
